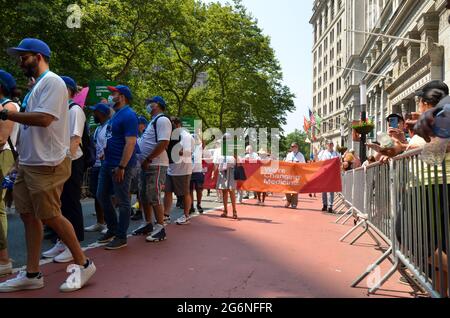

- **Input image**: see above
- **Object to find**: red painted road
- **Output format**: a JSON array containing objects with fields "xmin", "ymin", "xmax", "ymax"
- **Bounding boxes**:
[{"xmin": 0, "ymin": 195, "xmax": 415, "ymax": 298}]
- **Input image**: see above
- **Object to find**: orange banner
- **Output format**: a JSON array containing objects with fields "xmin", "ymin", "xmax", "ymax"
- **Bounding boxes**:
[{"xmin": 204, "ymin": 158, "xmax": 342, "ymax": 194}]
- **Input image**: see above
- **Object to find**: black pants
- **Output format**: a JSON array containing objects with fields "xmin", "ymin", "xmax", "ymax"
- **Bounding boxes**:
[{"xmin": 60, "ymin": 158, "xmax": 85, "ymax": 242}]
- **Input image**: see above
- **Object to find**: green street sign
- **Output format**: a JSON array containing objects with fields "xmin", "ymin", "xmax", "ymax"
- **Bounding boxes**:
[
  {"xmin": 87, "ymin": 80, "xmax": 117, "ymax": 106},
  {"xmin": 181, "ymin": 117, "xmax": 196, "ymax": 134}
]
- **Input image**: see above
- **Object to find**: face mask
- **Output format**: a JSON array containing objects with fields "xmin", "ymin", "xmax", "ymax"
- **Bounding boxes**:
[
  {"xmin": 146, "ymin": 105, "xmax": 152, "ymax": 114},
  {"xmin": 108, "ymin": 95, "xmax": 119, "ymax": 107}
]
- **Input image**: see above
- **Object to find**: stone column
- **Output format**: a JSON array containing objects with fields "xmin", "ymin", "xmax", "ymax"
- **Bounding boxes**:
[{"xmin": 379, "ymin": 80, "xmax": 386, "ymax": 132}]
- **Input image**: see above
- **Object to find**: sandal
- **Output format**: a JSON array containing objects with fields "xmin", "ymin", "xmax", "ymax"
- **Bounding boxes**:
[
  {"xmin": 221, "ymin": 211, "xmax": 228, "ymax": 218},
  {"xmin": 232, "ymin": 211, "xmax": 238, "ymax": 219}
]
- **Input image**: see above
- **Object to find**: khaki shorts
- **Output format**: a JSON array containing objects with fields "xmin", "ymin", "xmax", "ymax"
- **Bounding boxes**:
[
  {"xmin": 165, "ymin": 174, "xmax": 191, "ymax": 196},
  {"xmin": 14, "ymin": 157, "xmax": 71, "ymax": 220}
]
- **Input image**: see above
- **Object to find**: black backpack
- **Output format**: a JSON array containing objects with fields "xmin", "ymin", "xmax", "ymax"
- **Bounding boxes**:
[
  {"xmin": 152, "ymin": 114, "xmax": 181, "ymax": 164},
  {"xmin": 69, "ymin": 102, "xmax": 96, "ymax": 169}
]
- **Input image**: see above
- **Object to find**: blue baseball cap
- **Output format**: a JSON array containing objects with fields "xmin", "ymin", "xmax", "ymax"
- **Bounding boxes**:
[
  {"xmin": 138, "ymin": 116, "xmax": 148, "ymax": 126},
  {"xmin": 145, "ymin": 96, "xmax": 166, "ymax": 109},
  {"xmin": 7, "ymin": 38, "xmax": 51, "ymax": 58},
  {"xmin": 107, "ymin": 85, "xmax": 132, "ymax": 101},
  {"xmin": 60, "ymin": 76, "xmax": 77, "ymax": 92},
  {"xmin": 0, "ymin": 70, "xmax": 17, "ymax": 96},
  {"xmin": 89, "ymin": 103, "xmax": 111, "ymax": 115}
]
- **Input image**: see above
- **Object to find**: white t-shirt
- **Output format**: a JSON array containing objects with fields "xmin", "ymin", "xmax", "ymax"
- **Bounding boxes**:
[
  {"xmin": 285, "ymin": 151, "xmax": 306, "ymax": 163},
  {"xmin": 0, "ymin": 101, "xmax": 20, "ymax": 152},
  {"xmin": 318, "ymin": 149, "xmax": 340, "ymax": 161},
  {"xmin": 137, "ymin": 114, "xmax": 172, "ymax": 167},
  {"xmin": 168, "ymin": 129, "xmax": 194, "ymax": 176},
  {"xmin": 69, "ymin": 104, "xmax": 86, "ymax": 160},
  {"xmin": 192, "ymin": 143, "xmax": 209, "ymax": 173},
  {"xmin": 17, "ymin": 71, "xmax": 70, "ymax": 166},
  {"xmin": 406, "ymin": 135, "xmax": 427, "ymax": 151},
  {"xmin": 245, "ymin": 152, "xmax": 259, "ymax": 161},
  {"xmin": 93, "ymin": 123, "xmax": 108, "ymax": 168}
]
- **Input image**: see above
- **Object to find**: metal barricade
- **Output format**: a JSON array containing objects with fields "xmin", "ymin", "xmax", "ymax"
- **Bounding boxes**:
[
  {"xmin": 349, "ymin": 149, "xmax": 449, "ymax": 298},
  {"xmin": 335, "ymin": 171, "xmax": 355, "ymax": 224}
]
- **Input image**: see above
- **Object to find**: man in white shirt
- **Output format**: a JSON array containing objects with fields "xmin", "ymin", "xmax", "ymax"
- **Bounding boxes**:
[
  {"xmin": 284, "ymin": 143, "xmax": 306, "ymax": 209},
  {"xmin": 42, "ymin": 76, "xmax": 86, "ymax": 264},
  {"xmin": 137, "ymin": 96, "xmax": 171, "ymax": 242},
  {"xmin": 165, "ymin": 117, "xmax": 194, "ymax": 225},
  {"xmin": 0, "ymin": 38, "xmax": 95, "ymax": 293},
  {"xmin": 318, "ymin": 140, "xmax": 340, "ymax": 213}
]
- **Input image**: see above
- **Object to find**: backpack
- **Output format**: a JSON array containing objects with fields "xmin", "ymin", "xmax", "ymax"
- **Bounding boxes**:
[
  {"xmin": 152, "ymin": 114, "xmax": 181, "ymax": 164},
  {"xmin": 1, "ymin": 99, "xmax": 19, "ymax": 161},
  {"xmin": 69, "ymin": 102, "xmax": 96, "ymax": 169}
]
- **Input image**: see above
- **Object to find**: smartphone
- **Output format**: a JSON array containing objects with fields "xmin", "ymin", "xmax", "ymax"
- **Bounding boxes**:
[{"xmin": 389, "ymin": 117, "xmax": 399, "ymax": 129}]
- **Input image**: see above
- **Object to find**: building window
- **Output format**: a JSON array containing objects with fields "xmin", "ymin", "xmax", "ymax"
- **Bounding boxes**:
[
  {"xmin": 323, "ymin": 121, "xmax": 327, "ymax": 133},
  {"xmin": 318, "ymin": 92, "xmax": 322, "ymax": 104},
  {"xmin": 323, "ymin": 104, "xmax": 327, "ymax": 116},
  {"xmin": 324, "ymin": 71, "xmax": 328, "ymax": 83},
  {"xmin": 313, "ymin": 96, "xmax": 316, "ymax": 108},
  {"xmin": 330, "ymin": 118, "xmax": 334, "ymax": 130},
  {"xmin": 330, "ymin": 83, "xmax": 334, "ymax": 96},
  {"xmin": 330, "ymin": 100, "xmax": 334, "ymax": 113}
]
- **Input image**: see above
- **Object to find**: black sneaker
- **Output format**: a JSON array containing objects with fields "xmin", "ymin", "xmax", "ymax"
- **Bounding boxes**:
[
  {"xmin": 197, "ymin": 205, "xmax": 204, "ymax": 214},
  {"xmin": 189, "ymin": 206, "xmax": 196, "ymax": 214},
  {"xmin": 97, "ymin": 232, "xmax": 115, "ymax": 244},
  {"xmin": 131, "ymin": 210, "xmax": 143, "ymax": 221},
  {"xmin": 132, "ymin": 223, "xmax": 153, "ymax": 236},
  {"xmin": 146, "ymin": 227, "xmax": 167, "ymax": 242},
  {"xmin": 328, "ymin": 208, "xmax": 334, "ymax": 214},
  {"xmin": 321, "ymin": 205, "xmax": 327, "ymax": 211},
  {"xmin": 105, "ymin": 237, "xmax": 127, "ymax": 250}
]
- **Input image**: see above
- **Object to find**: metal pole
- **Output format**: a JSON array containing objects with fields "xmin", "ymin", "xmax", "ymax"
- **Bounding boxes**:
[
  {"xmin": 345, "ymin": 29, "xmax": 440, "ymax": 46},
  {"xmin": 360, "ymin": 82, "xmax": 367, "ymax": 163}
]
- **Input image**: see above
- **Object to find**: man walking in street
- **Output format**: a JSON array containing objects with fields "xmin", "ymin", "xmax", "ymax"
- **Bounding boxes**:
[
  {"xmin": 96, "ymin": 85, "xmax": 138, "ymax": 250},
  {"xmin": 0, "ymin": 38, "xmax": 95, "ymax": 292},
  {"xmin": 318, "ymin": 140, "xmax": 340, "ymax": 213},
  {"xmin": 284, "ymin": 142, "xmax": 305, "ymax": 209}
]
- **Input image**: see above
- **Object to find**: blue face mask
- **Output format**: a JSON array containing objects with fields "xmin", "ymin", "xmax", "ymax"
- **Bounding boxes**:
[
  {"xmin": 108, "ymin": 95, "xmax": 119, "ymax": 107},
  {"xmin": 146, "ymin": 105, "xmax": 152, "ymax": 114}
]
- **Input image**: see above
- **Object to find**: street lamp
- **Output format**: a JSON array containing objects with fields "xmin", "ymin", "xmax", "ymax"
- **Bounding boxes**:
[{"xmin": 360, "ymin": 82, "xmax": 367, "ymax": 162}]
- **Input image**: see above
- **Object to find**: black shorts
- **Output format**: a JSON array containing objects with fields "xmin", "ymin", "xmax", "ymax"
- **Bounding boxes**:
[{"xmin": 190, "ymin": 172, "xmax": 204, "ymax": 191}]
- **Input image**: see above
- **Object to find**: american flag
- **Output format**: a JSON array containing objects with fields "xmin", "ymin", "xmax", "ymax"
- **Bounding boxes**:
[{"xmin": 309, "ymin": 109, "xmax": 316, "ymax": 126}]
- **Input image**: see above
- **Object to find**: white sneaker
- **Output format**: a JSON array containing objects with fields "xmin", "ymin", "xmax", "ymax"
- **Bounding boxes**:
[
  {"xmin": 0, "ymin": 262, "xmax": 12, "ymax": 277},
  {"xmin": 84, "ymin": 223, "xmax": 106, "ymax": 232},
  {"xmin": 0, "ymin": 271, "xmax": 44, "ymax": 292},
  {"xmin": 42, "ymin": 240, "xmax": 66, "ymax": 259},
  {"xmin": 59, "ymin": 260, "xmax": 96, "ymax": 293},
  {"xmin": 163, "ymin": 215, "xmax": 171, "ymax": 226},
  {"xmin": 175, "ymin": 215, "xmax": 191, "ymax": 225},
  {"xmin": 100, "ymin": 227, "xmax": 108, "ymax": 235},
  {"xmin": 54, "ymin": 247, "xmax": 74, "ymax": 263}
]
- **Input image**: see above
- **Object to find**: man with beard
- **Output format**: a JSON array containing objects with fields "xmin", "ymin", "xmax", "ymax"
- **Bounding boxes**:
[{"xmin": 0, "ymin": 38, "xmax": 95, "ymax": 292}]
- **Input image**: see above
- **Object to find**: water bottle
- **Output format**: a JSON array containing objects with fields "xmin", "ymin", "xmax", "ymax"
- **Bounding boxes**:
[{"xmin": 432, "ymin": 104, "xmax": 450, "ymax": 139}]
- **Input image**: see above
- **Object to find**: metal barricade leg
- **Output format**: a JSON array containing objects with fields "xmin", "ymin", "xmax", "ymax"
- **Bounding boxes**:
[
  {"xmin": 335, "ymin": 207, "xmax": 352, "ymax": 224},
  {"xmin": 341, "ymin": 210, "xmax": 356, "ymax": 225},
  {"xmin": 351, "ymin": 247, "xmax": 393, "ymax": 287},
  {"xmin": 340, "ymin": 220, "xmax": 365, "ymax": 242},
  {"xmin": 368, "ymin": 260, "xmax": 401, "ymax": 294}
]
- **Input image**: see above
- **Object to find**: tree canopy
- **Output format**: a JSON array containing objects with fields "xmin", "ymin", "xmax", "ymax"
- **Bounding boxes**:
[{"xmin": 0, "ymin": 0, "xmax": 296, "ymax": 134}]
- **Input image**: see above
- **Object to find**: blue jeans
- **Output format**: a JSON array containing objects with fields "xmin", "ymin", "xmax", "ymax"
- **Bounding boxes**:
[
  {"xmin": 322, "ymin": 192, "xmax": 335, "ymax": 208},
  {"xmin": 97, "ymin": 164, "xmax": 137, "ymax": 239}
]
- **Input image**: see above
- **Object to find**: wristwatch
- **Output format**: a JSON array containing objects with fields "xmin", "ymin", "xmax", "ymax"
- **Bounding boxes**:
[
  {"xmin": 0, "ymin": 109, "xmax": 9, "ymax": 121},
  {"xmin": 118, "ymin": 165, "xmax": 126, "ymax": 170}
]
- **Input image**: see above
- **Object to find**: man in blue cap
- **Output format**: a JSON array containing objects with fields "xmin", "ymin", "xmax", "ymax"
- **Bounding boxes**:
[
  {"xmin": 0, "ymin": 38, "xmax": 96, "ymax": 293},
  {"xmin": 96, "ymin": 85, "xmax": 138, "ymax": 250},
  {"xmin": 84, "ymin": 103, "xmax": 112, "ymax": 233},
  {"xmin": 135, "ymin": 96, "xmax": 172, "ymax": 242},
  {"xmin": 42, "ymin": 76, "xmax": 86, "ymax": 263}
]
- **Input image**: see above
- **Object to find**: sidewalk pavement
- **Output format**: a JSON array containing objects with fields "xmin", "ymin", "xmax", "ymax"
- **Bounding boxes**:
[{"xmin": 0, "ymin": 195, "xmax": 416, "ymax": 298}]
